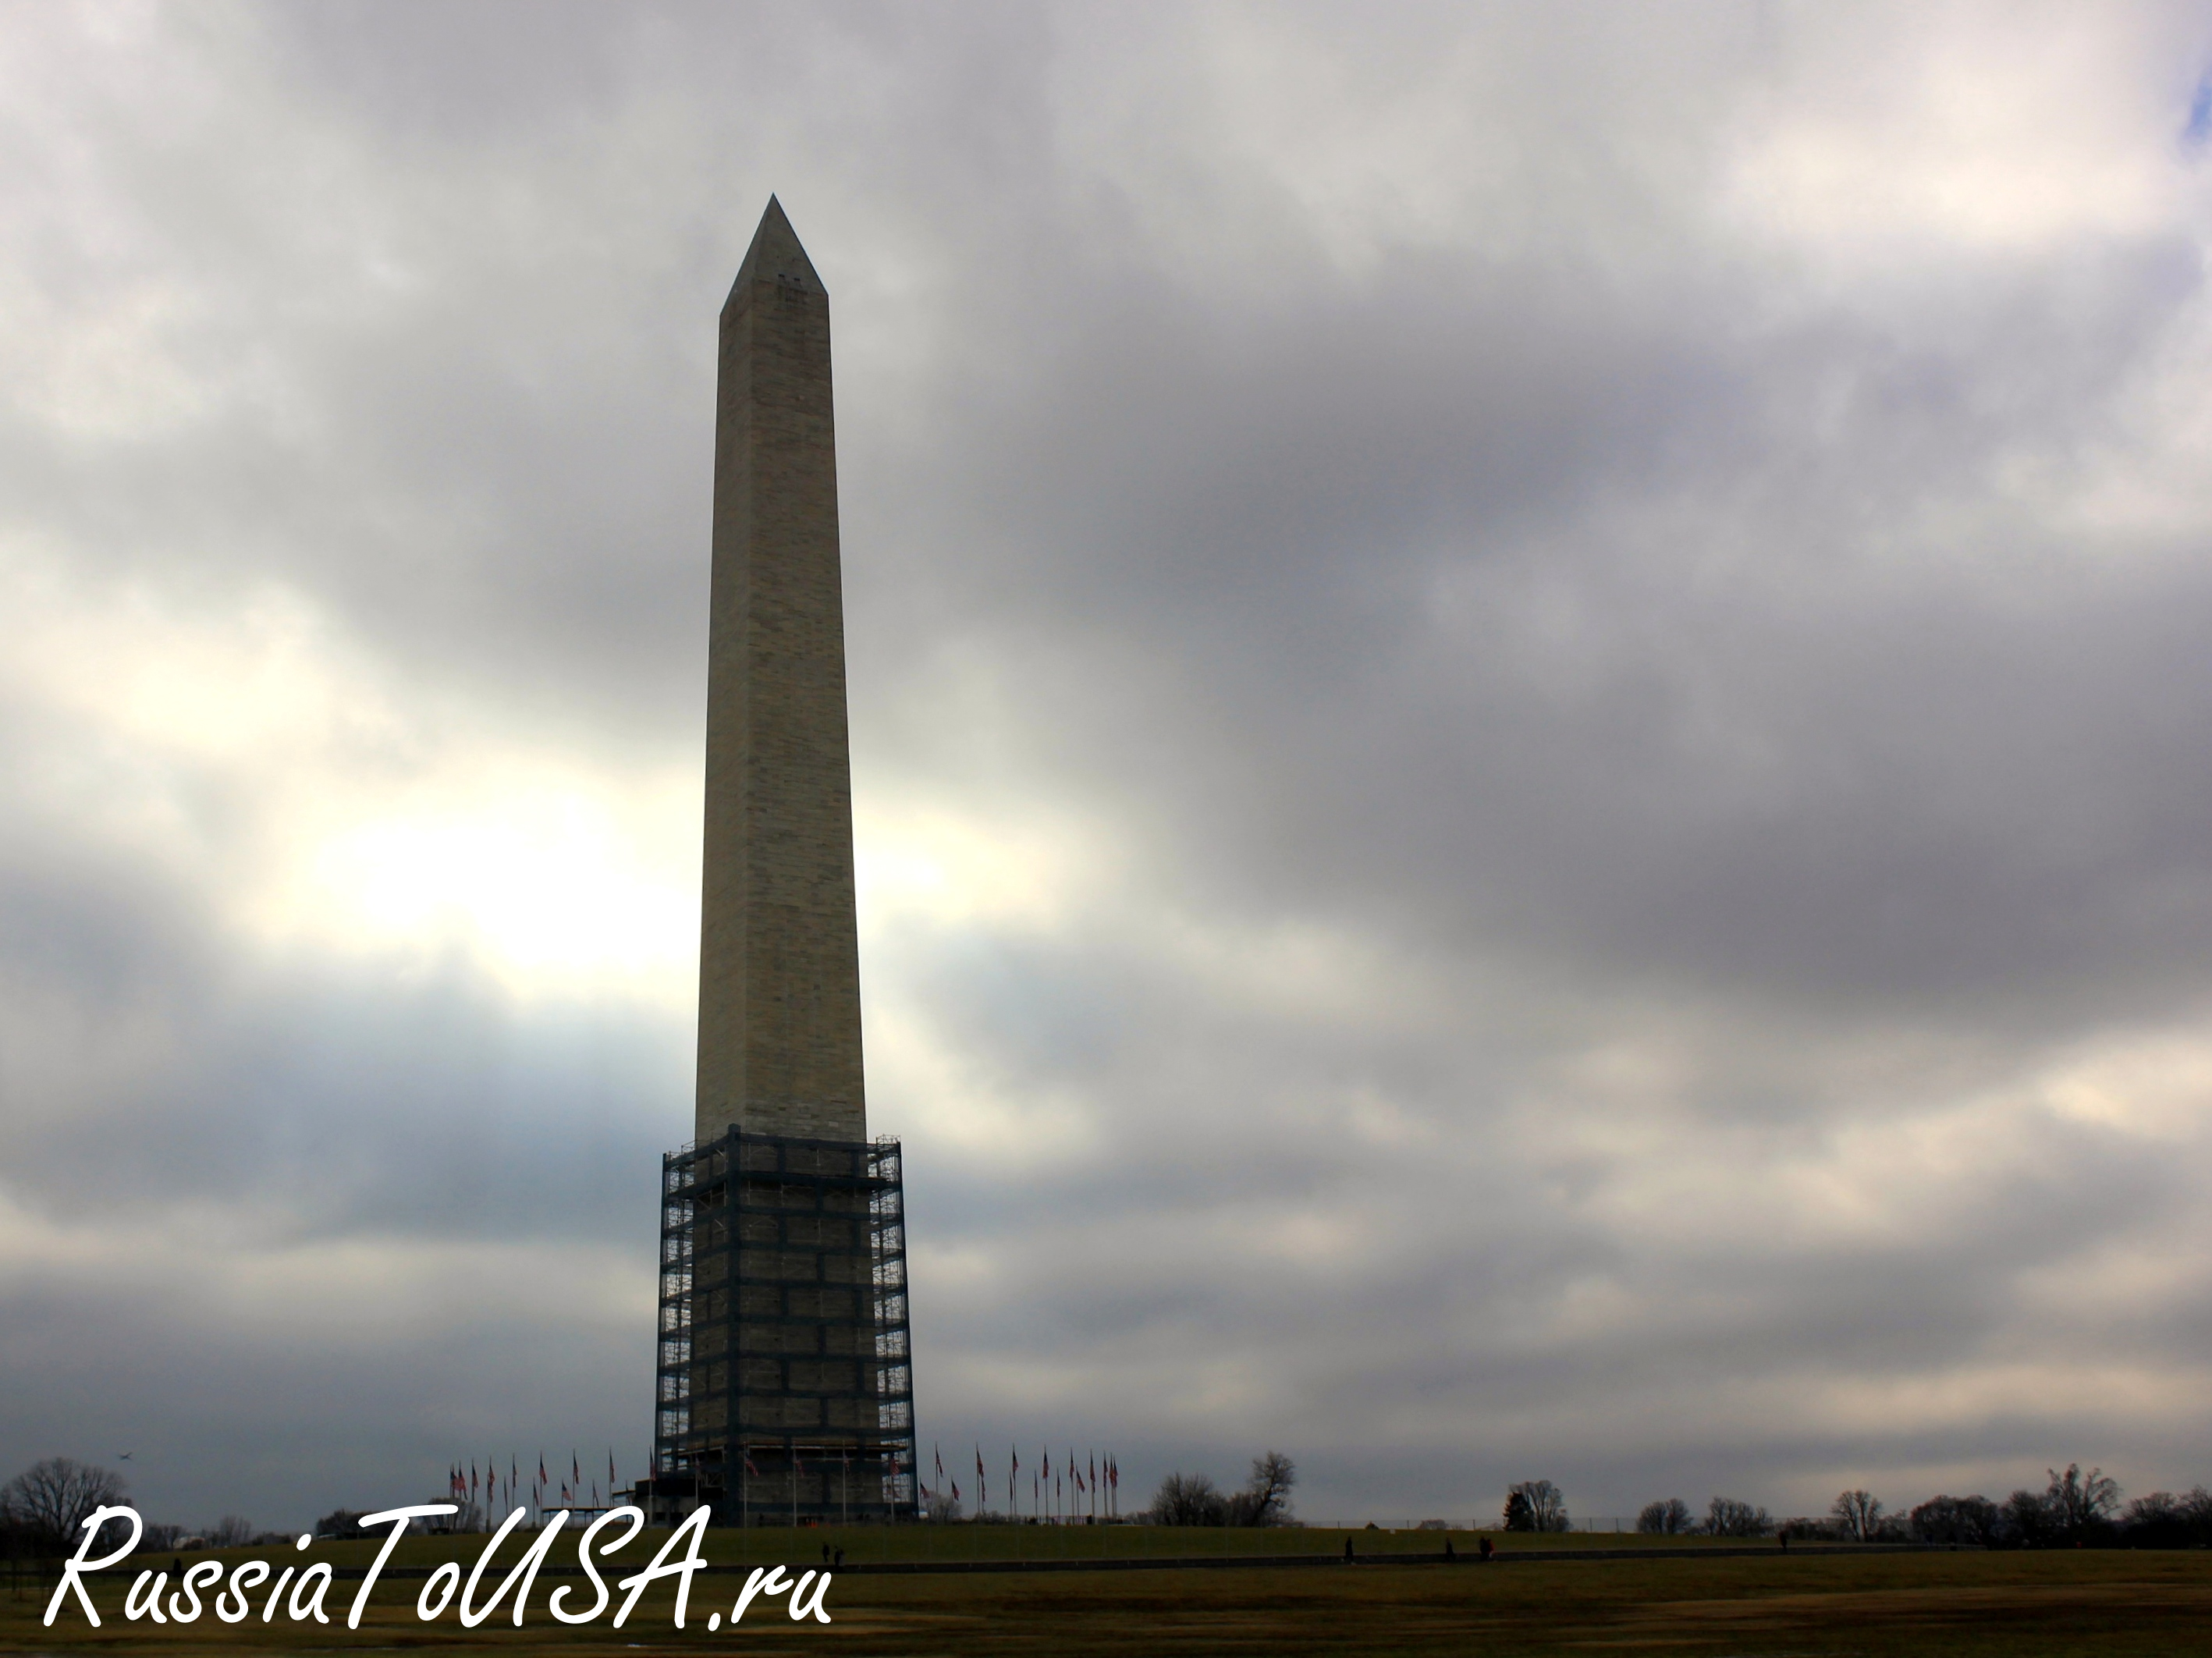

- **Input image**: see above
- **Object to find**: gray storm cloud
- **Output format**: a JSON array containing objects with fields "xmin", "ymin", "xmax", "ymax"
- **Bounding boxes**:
[{"xmin": 4, "ymin": 1, "xmax": 2212, "ymax": 1529}]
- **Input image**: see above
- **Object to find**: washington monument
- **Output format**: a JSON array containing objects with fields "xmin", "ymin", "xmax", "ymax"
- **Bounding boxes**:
[
  {"xmin": 648, "ymin": 198, "xmax": 915, "ymax": 1525},
  {"xmin": 696, "ymin": 194, "xmax": 867, "ymax": 1146}
]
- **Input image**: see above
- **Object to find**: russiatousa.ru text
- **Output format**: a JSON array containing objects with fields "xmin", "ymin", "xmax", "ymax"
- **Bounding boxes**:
[{"xmin": 43, "ymin": 1503, "xmax": 831, "ymax": 1631}]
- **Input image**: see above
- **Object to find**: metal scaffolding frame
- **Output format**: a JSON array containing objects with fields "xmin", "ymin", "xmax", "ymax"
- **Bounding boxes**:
[{"xmin": 653, "ymin": 1127, "xmax": 916, "ymax": 1524}]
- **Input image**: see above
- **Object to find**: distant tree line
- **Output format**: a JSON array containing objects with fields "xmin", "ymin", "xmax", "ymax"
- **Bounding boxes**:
[
  {"xmin": 15, "ymin": 1448, "xmax": 2212, "ymax": 1556},
  {"xmin": 1632, "ymin": 1495, "xmax": 1774, "ymax": 1536},
  {"xmin": 1623, "ymin": 1464, "xmax": 2212, "ymax": 1548},
  {"xmin": 1148, "ymin": 1453, "xmax": 1298, "ymax": 1526}
]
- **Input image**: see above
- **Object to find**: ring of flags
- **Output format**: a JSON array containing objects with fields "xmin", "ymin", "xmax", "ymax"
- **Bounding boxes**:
[
  {"xmin": 917, "ymin": 1443, "xmax": 1121, "ymax": 1521},
  {"xmin": 446, "ymin": 1450, "xmax": 623, "ymax": 1526},
  {"xmin": 453, "ymin": 1440, "xmax": 1124, "ymax": 1527}
]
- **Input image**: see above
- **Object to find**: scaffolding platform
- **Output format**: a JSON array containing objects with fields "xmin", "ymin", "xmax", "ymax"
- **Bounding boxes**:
[{"xmin": 653, "ymin": 1127, "xmax": 916, "ymax": 1525}]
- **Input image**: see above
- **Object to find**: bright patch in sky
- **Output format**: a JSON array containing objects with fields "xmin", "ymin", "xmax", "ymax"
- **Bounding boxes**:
[{"xmin": 303, "ymin": 783, "xmax": 697, "ymax": 997}]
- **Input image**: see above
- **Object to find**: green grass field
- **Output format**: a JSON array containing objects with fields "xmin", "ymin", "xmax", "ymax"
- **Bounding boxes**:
[{"xmin": 8, "ymin": 1527, "xmax": 2210, "ymax": 1655}]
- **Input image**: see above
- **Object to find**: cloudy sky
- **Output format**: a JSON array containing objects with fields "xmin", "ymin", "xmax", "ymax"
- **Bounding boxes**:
[{"xmin": 9, "ymin": 0, "xmax": 2212, "ymax": 1532}]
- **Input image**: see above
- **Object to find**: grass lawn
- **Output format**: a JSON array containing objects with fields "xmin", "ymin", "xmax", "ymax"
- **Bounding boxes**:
[{"xmin": 6, "ymin": 1527, "xmax": 2210, "ymax": 1655}]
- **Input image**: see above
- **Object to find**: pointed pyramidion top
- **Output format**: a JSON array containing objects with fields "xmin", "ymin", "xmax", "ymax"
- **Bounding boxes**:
[{"xmin": 727, "ymin": 195, "xmax": 825, "ymax": 308}]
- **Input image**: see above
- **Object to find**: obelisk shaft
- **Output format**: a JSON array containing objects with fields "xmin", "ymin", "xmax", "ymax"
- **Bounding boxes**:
[{"xmin": 696, "ymin": 198, "xmax": 867, "ymax": 1144}]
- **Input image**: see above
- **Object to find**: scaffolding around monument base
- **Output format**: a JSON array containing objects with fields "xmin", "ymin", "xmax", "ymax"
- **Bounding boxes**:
[{"xmin": 653, "ymin": 1126, "xmax": 917, "ymax": 1525}]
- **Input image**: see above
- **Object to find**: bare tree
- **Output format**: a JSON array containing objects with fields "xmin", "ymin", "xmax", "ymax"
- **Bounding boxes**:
[
  {"xmin": 1909, "ymin": 1494, "xmax": 1998, "ymax": 1546},
  {"xmin": 1151, "ymin": 1472, "xmax": 1228, "ymax": 1526},
  {"xmin": 2000, "ymin": 1488, "xmax": 2054, "ymax": 1547},
  {"xmin": 923, "ymin": 1489, "xmax": 964, "ymax": 1523},
  {"xmin": 1504, "ymin": 1480, "xmax": 1570, "ymax": 1533},
  {"xmin": 1830, "ymin": 1489, "xmax": 1884, "ymax": 1542},
  {"xmin": 1704, "ymin": 1496, "xmax": 1772, "ymax": 1538},
  {"xmin": 208, "ymin": 1515, "xmax": 255, "ymax": 1549},
  {"xmin": 2121, "ymin": 1488, "xmax": 2212, "ymax": 1548},
  {"xmin": 1227, "ymin": 1453, "xmax": 1296, "ymax": 1527},
  {"xmin": 1637, "ymin": 1498, "xmax": 1694, "ymax": 1536},
  {"xmin": 2, "ymin": 1459, "xmax": 128, "ymax": 1553},
  {"xmin": 2043, "ymin": 1465, "xmax": 2119, "ymax": 1539}
]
